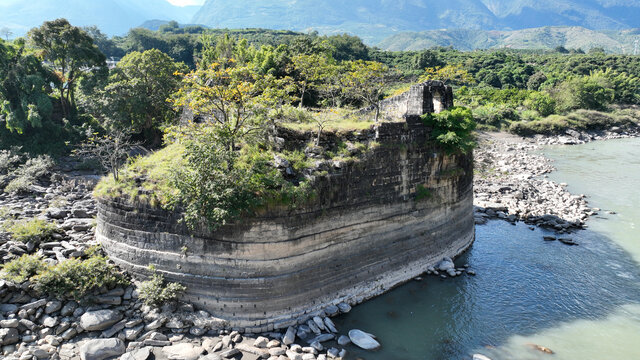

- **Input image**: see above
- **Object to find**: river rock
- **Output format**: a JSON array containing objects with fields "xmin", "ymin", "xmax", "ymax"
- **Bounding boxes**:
[
  {"xmin": 337, "ymin": 335, "xmax": 350, "ymax": 346},
  {"xmin": 0, "ymin": 304, "xmax": 18, "ymax": 314},
  {"xmin": 44, "ymin": 300, "xmax": 62, "ymax": 314},
  {"xmin": 337, "ymin": 303, "xmax": 351, "ymax": 313},
  {"xmin": 348, "ymin": 329, "xmax": 380, "ymax": 350},
  {"xmin": 0, "ymin": 328, "xmax": 19, "ymax": 345},
  {"xmin": 324, "ymin": 305, "xmax": 340, "ymax": 317},
  {"xmin": 0, "ymin": 319, "xmax": 19, "ymax": 328},
  {"xmin": 254, "ymin": 336, "xmax": 269, "ymax": 348},
  {"xmin": 308, "ymin": 334, "xmax": 334, "ymax": 343},
  {"xmin": 80, "ymin": 310, "xmax": 122, "ymax": 331},
  {"xmin": 235, "ymin": 343, "xmax": 270, "ymax": 358},
  {"xmin": 436, "ymin": 257, "xmax": 455, "ymax": 272},
  {"xmin": 162, "ymin": 343, "xmax": 205, "ymax": 360},
  {"xmin": 79, "ymin": 338, "xmax": 125, "ymax": 360},
  {"xmin": 120, "ymin": 347, "xmax": 151, "ymax": 360},
  {"xmin": 283, "ymin": 326, "xmax": 296, "ymax": 345}
]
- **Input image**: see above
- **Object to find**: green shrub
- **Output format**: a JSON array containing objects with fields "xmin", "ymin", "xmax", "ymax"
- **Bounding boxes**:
[
  {"xmin": 415, "ymin": 184, "xmax": 432, "ymax": 201},
  {"xmin": 421, "ymin": 106, "xmax": 477, "ymax": 154},
  {"xmin": 3, "ymin": 218, "xmax": 57, "ymax": 243},
  {"xmin": 171, "ymin": 127, "xmax": 314, "ymax": 229},
  {"xmin": 472, "ymin": 104, "xmax": 519, "ymax": 129},
  {"xmin": 0, "ymin": 148, "xmax": 23, "ymax": 174},
  {"xmin": 138, "ymin": 272, "xmax": 186, "ymax": 307},
  {"xmin": 4, "ymin": 155, "xmax": 54, "ymax": 194},
  {"xmin": 524, "ymin": 92, "xmax": 557, "ymax": 117},
  {"xmin": 33, "ymin": 251, "xmax": 128, "ymax": 300},
  {"xmin": 0, "ymin": 254, "xmax": 48, "ymax": 283},
  {"xmin": 509, "ymin": 115, "xmax": 569, "ymax": 136}
]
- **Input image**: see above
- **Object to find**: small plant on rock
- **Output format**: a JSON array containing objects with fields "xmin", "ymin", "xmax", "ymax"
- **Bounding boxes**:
[
  {"xmin": 33, "ymin": 247, "xmax": 128, "ymax": 300},
  {"xmin": 0, "ymin": 254, "xmax": 48, "ymax": 283},
  {"xmin": 3, "ymin": 218, "xmax": 57, "ymax": 243},
  {"xmin": 138, "ymin": 270, "xmax": 186, "ymax": 307}
]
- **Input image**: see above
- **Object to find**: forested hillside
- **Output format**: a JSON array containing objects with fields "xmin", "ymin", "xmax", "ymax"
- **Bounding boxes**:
[{"xmin": 379, "ymin": 27, "xmax": 640, "ymax": 54}]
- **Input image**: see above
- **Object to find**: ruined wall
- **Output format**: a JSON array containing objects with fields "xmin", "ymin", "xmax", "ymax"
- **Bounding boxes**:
[
  {"xmin": 96, "ymin": 115, "xmax": 474, "ymax": 333},
  {"xmin": 360, "ymin": 80, "xmax": 454, "ymax": 120}
]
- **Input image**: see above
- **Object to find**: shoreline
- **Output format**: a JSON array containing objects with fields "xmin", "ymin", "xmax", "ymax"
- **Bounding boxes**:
[{"xmin": 474, "ymin": 128, "xmax": 639, "ymax": 236}]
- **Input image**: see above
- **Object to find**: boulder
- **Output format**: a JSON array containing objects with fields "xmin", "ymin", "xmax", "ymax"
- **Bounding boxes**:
[
  {"xmin": 161, "ymin": 343, "xmax": 205, "ymax": 360},
  {"xmin": 79, "ymin": 338, "xmax": 125, "ymax": 360},
  {"xmin": 283, "ymin": 326, "xmax": 296, "ymax": 345},
  {"xmin": 0, "ymin": 328, "xmax": 19, "ymax": 345},
  {"xmin": 436, "ymin": 257, "xmax": 455, "ymax": 272},
  {"xmin": 348, "ymin": 329, "xmax": 380, "ymax": 350},
  {"xmin": 120, "ymin": 347, "xmax": 151, "ymax": 360},
  {"xmin": 79, "ymin": 310, "xmax": 122, "ymax": 331}
]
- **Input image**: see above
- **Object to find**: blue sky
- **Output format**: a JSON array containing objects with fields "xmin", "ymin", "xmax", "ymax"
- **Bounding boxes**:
[{"xmin": 166, "ymin": 0, "xmax": 205, "ymax": 6}]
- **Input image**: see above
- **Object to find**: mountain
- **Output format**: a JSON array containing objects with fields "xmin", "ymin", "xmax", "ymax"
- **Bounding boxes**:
[
  {"xmin": 0, "ymin": 0, "xmax": 201, "ymax": 37},
  {"xmin": 192, "ymin": 0, "xmax": 640, "ymax": 44},
  {"xmin": 378, "ymin": 27, "xmax": 640, "ymax": 53}
]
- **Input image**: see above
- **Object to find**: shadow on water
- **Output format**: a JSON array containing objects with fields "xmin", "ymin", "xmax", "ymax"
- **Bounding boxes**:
[{"xmin": 331, "ymin": 220, "xmax": 640, "ymax": 360}]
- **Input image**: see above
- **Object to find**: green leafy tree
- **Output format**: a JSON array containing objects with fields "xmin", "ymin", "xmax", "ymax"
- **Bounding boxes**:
[
  {"xmin": 92, "ymin": 49, "xmax": 186, "ymax": 144},
  {"xmin": 173, "ymin": 60, "xmax": 288, "ymax": 149},
  {"xmin": 290, "ymin": 53, "xmax": 332, "ymax": 108},
  {"xmin": 342, "ymin": 60, "xmax": 392, "ymax": 124},
  {"xmin": 552, "ymin": 75, "xmax": 614, "ymax": 112},
  {"xmin": 28, "ymin": 19, "xmax": 106, "ymax": 118},
  {"xmin": 421, "ymin": 64, "xmax": 474, "ymax": 85},
  {"xmin": 0, "ymin": 43, "xmax": 55, "ymax": 133},
  {"xmin": 524, "ymin": 92, "xmax": 557, "ymax": 117}
]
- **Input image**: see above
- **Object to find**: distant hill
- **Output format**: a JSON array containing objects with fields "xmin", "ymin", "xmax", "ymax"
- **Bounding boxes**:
[
  {"xmin": 0, "ymin": 0, "xmax": 200, "ymax": 37},
  {"xmin": 378, "ymin": 27, "xmax": 640, "ymax": 54},
  {"xmin": 192, "ymin": 0, "xmax": 640, "ymax": 44}
]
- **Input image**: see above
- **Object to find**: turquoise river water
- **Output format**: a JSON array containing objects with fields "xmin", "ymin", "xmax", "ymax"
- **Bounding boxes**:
[{"xmin": 332, "ymin": 137, "xmax": 640, "ymax": 360}]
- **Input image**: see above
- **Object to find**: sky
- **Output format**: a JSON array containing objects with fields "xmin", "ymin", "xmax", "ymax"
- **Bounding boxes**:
[{"xmin": 166, "ymin": 0, "xmax": 205, "ymax": 6}]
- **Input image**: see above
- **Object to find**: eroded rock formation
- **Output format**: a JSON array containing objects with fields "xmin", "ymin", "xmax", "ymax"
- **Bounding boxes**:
[{"xmin": 96, "ymin": 82, "xmax": 474, "ymax": 332}]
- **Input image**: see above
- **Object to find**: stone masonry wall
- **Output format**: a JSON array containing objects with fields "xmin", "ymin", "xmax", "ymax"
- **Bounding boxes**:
[
  {"xmin": 360, "ymin": 80, "xmax": 454, "ymax": 120},
  {"xmin": 96, "ymin": 115, "xmax": 474, "ymax": 333}
]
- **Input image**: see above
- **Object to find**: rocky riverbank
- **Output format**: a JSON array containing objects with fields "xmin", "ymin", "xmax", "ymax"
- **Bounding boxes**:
[{"xmin": 472, "ymin": 128, "xmax": 637, "ymax": 236}]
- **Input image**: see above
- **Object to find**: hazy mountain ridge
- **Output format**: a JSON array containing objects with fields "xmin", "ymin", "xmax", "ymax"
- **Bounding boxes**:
[
  {"xmin": 192, "ymin": 0, "xmax": 640, "ymax": 43},
  {"xmin": 0, "ymin": 0, "xmax": 199, "ymax": 36},
  {"xmin": 378, "ymin": 27, "xmax": 640, "ymax": 53}
]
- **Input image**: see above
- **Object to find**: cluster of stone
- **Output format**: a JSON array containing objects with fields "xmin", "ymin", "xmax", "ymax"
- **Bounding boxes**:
[
  {"xmin": 0, "ymin": 169, "xmax": 99, "ymax": 261},
  {"xmin": 534, "ymin": 126, "xmax": 640, "ymax": 146},
  {"xmin": 473, "ymin": 138, "xmax": 593, "ymax": 234},
  {"xmin": 0, "ymin": 288, "xmax": 381, "ymax": 360}
]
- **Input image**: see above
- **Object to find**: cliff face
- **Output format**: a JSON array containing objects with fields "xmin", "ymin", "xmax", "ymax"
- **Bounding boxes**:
[{"xmin": 96, "ymin": 83, "xmax": 475, "ymax": 332}]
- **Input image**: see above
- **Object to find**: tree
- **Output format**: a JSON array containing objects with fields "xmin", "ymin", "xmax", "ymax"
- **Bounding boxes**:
[
  {"xmin": 326, "ymin": 34, "xmax": 369, "ymax": 61},
  {"xmin": 91, "ymin": 49, "xmax": 186, "ymax": 145},
  {"xmin": 316, "ymin": 63, "xmax": 345, "ymax": 107},
  {"xmin": 173, "ymin": 60, "xmax": 287, "ymax": 150},
  {"xmin": 0, "ymin": 27, "xmax": 13, "ymax": 41},
  {"xmin": 0, "ymin": 42, "xmax": 56, "ymax": 133},
  {"xmin": 342, "ymin": 60, "xmax": 391, "ymax": 125},
  {"xmin": 290, "ymin": 53, "xmax": 331, "ymax": 108},
  {"xmin": 420, "ymin": 64, "xmax": 474, "ymax": 85},
  {"xmin": 74, "ymin": 128, "xmax": 137, "ymax": 181},
  {"xmin": 82, "ymin": 26, "xmax": 124, "ymax": 59},
  {"xmin": 28, "ymin": 19, "xmax": 106, "ymax": 118}
]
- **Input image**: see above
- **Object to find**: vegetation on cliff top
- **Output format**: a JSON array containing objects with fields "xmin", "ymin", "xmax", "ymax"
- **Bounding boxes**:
[{"xmin": 3, "ymin": 17, "xmax": 640, "ymax": 228}]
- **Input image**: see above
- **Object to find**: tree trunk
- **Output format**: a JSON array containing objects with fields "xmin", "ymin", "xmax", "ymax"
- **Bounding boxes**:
[{"xmin": 299, "ymin": 84, "xmax": 306, "ymax": 108}]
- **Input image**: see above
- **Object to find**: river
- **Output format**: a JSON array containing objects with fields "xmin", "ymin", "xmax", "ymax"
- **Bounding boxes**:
[{"xmin": 333, "ymin": 137, "xmax": 640, "ymax": 360}]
